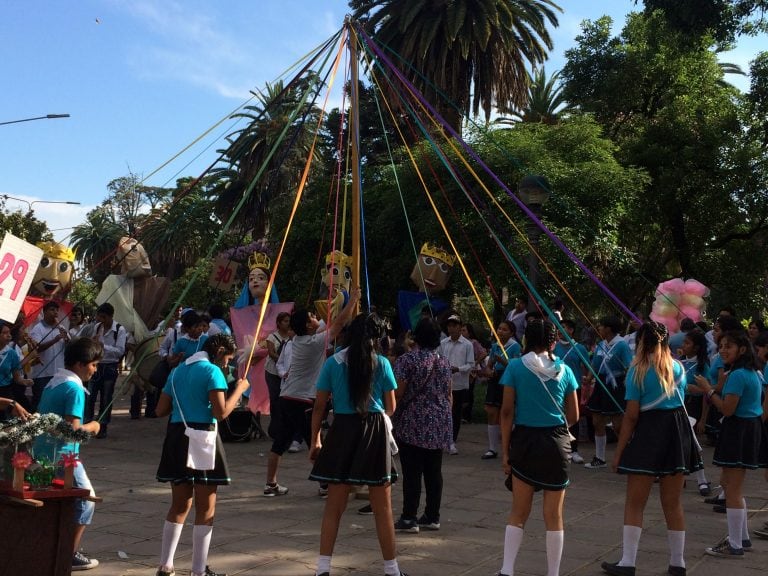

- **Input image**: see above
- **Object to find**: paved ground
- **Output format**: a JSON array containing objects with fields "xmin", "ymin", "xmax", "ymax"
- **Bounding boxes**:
[{"xmin": 76, "ymin": 394, "xmax": 767, "ymax": 576}]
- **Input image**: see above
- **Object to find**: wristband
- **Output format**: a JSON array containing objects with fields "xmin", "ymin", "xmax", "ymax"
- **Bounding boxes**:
[
  {"xmin": 707, "ymin": 389, "xmax": 717, "ymax": 399},
  {"xmin": 8, "ymin": 400, "xmax": 16, "ymax": 408}
]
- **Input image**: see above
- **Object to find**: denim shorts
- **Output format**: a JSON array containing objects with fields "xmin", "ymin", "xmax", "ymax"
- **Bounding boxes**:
[{"xmin": 72, "ymin": 462, "xmax": 96, "ymax": 525}]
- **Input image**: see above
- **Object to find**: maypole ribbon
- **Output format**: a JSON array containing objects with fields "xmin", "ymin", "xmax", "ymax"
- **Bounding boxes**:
[{"xmin": 357, "ymin": 24, "xmax": 640, "ymax": 324}]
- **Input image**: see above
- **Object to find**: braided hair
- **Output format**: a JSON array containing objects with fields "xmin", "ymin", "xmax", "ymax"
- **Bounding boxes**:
[
  {"xmin": 347, "ymin": 313, "xmax": 388, "ymax": 414},
  {"xmin": 523, "ymin": 319, "xmax": 558, "ymax": 360},
  {"xmin": 631, "ymin": 321, "xmax": 675, "ymax": 396},
  {"xmin": 684, "ymin": 328, "xmax": 709, "ymax": 375}
]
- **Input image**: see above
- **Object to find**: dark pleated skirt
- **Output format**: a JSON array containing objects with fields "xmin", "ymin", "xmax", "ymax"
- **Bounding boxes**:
[
  {"xmin": 309, "ymin": 412, "xmax": 398, "ymax": 486},
  {"xmin": 586, "ymin": 378, "xmax": 626, "ymax": 415},
  {"xmin": 508, "ymin": 424, "xmax": 571, "ymax": 491},
  {"xmin": 618, "ymin": 407, "xmax": 703, "ymax": 476},
  {"xmin": 156, "ymin": 421, "xmax": 231, "ymax": 485},
  {"xmin": 484, "ymin": 372, "xmax": 504, "ymax": 407},
  {"xmin": 713, "ymin": 415, "xmax": 768, "ymax": 469}
]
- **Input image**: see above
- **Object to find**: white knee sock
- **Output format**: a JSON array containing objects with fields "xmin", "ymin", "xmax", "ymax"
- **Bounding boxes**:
[
  {"xmin": 741, "ymin": 498, "xmax": 750, "ymax": 541},
  {"xmin": 316, "ymin": 554, "xmax": 332, "ymax": 574},
  {"xmin": 726, "ymin": 507, "xmax": 745, "ymax": 549},
  {"xmin": 595, "ymin": 435, "xmax": 607, "ymax": 461},
  {"xmin": 159, "ymin": 520, "xmax": 183, "ymax": 569},
  {"xmin": 501, "ymin": 525, "xmax": 524, "ymax": 575},
  {"xmin": 618, "ymin": 525, "xmax": 642, "ymax": 567},
  {"xmin": 191, "ymin": 525, "xmax": 213, "ymax": 575},
  {"xmin": 383, "ymin": 558, "xmax": 400, "ymax": 575},
  {"xmin": 489, "ymin": 424, "xmax": 501, "ymax": 453},
  {"xmin": 546, "ymin": 530, "xmax": 564, "ymax": 576},
  {"xmin": 695, "ymin": 469, "xmax": 708, "ymax": 484},
  {"xmin": 667, "ymin": 530, "xmax": 685, "ymax": 568}
]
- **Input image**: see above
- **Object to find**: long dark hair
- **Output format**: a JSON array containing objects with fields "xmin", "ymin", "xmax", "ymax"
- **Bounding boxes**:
[
  {"xmin": 685, "ymin": 328, "xmax": 709, "ymax": 375},
  {"xmin": 720, "ymin": 329, "xmax": 758, "ymax": 371},
  {"xmin": 523, "ymin": 319, "xmax": 557, "ymax": 360},
  {"xmin": 347, "ymin": 313, "xmax": 387, "ymax": 414}
]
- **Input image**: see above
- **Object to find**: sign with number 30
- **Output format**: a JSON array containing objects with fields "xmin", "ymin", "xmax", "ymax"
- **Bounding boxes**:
[{"xmin": 0, "ymin": 234, "xmax": 43, "ymax": 323}]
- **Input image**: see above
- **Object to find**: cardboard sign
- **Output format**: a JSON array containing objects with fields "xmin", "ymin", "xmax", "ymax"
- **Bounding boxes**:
[
  {"xmin": 209, "ymin": 255, "xmax": 239, "ymax": 291},
  {"xmin": 0, "ymin": 234, "xmax": 43, "ymax": 323}
]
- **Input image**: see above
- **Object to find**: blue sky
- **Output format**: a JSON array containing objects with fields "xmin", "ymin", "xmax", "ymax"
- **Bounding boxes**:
[{"xmin": 1, "ymin": 0, "xmax": 763, "ymax": 242}]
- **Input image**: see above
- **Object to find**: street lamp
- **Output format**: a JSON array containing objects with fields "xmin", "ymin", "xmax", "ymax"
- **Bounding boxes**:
[
  {"xmin": 0, "ymin": 114, "xmax": 70, "ymax": 127},
  {"xmin": 518, "ymin": 175, "xmax": 552, "ymax": 311},
  {"xmin": 2, "ymin": 195, "xmax": 81, "ymax": 213}
]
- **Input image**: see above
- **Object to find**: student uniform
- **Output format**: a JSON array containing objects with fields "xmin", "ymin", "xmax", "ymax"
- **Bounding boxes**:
[{"xmin": 617, "ymin": 361, "xmax": 702, "ymax": 476}]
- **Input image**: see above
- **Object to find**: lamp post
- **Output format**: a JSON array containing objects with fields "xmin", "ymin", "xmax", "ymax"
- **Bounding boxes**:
[
  {"xmin": 518, "ymin": 175, "xmax": 552, "ymax": 311},
  {"xmin": 2, "ymin": 195, "xmax": 81, "ymax": 213},
  {"xmin": 0, "ymin": 114, "xmax": 70, "ymax": 127}
]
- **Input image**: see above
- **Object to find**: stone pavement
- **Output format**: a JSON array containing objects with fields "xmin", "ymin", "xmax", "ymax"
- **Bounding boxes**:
[{"xmin": 81, "ymin": 395, "xmax": 767, "ymax": 576}]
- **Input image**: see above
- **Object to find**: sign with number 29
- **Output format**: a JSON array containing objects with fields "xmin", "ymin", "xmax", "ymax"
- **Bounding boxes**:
[{"xmin": 0, "ymin": 234, "xmax": 43, "ymax": 323}]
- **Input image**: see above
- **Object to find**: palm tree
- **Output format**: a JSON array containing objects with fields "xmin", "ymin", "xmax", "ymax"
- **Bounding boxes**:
[
  {"xmin": 495, "ymin": 67, "xmax": 573, "ymax": 124},
  {"xmin": 210, "ymin": 74, "xmax": 323, "ymax": 238},
  {"xmin": 350, "ymin": 0, "xmax": 561, "ymax": 135},
  {"xmin": 70, "ymin": 207, "xmax": 127, "ymax": 284}
]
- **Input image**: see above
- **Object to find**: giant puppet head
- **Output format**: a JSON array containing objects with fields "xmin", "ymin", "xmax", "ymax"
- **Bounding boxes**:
[
  {"xmin": 409, "ymin": 243, "xmax": 456, "ymax": 295},
  {"xmin": 30, "ymin": 241, "xmax": 75, "ymax": 298},
  {"xmin": 320, "ymin": 250, "xmax": 352, "ymax": 297},
  {"xmin": 315, "ymin": 250, "xmax": 352, "ymax": 321},
  {"xmin": 233, "ymin": 251, "xmax": 279, "ymax": 309},
  {"xmin": 117, "ymin": 236, "xmax": 151, "ymax": 278}
]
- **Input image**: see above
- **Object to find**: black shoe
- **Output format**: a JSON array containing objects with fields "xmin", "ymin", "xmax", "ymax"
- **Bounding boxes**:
[
  {"xmin": 204, "ymin": 567, "xmax": 227, "ymax": 576},
  {"xmin": 145, "ymin": 412, "xmax": 157, "ymax": 418},
  {"xmin": 668, "ymin": 566, "xmax": 686, "ymax": 576},
  {"xmin": 481, "ymin": 450, "xmax": 498, "ymax": 460},
  {"xmin": 357, "ymin": 504, "xmax": 373, "ymax": 515},
  {"xmin": 130, "ymin": 413, "xmax": 140, "ymax": 420},
  {"xmin": 704, "ymin": 495, "xmax": 725, "ymax": 505},
  {"xmin": 713, "ymin": 504, "xmax": 726, "ymax": 513},
  {"xmin": 601, "ymin": 561, "xmax": 635, "ymax": 576}
]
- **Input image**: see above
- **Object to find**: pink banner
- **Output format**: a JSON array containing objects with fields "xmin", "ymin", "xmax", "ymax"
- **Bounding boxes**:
[{"xmin": 230, "ymin": 302, "xmax": 293, "ymax": 415}]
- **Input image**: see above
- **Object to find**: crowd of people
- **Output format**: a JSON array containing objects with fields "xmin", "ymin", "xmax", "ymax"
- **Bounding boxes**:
[{"xmin": 2, "ymin": 294, "xmax": 768, "ymax": 576}]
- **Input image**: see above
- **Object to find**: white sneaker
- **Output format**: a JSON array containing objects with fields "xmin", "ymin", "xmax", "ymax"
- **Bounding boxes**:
[
  {"xmin": 287, "ymin": 440, "xmax": 303, "ymax": 453},
  {"xmin": 448, "ymin": 444, "xmax": 458, "ymax": 455},
  {"xmin": 571, "ymin": 451, "xmax": 584, "ymax": 464}
]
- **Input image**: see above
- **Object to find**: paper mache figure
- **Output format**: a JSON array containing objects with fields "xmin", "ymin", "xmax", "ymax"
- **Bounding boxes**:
[
  {"xmin": 398, "ymin": 242, "xmax": 455, "ymax": 330},
  {"xmin": 229, "ymin": 250, "xmax": 292, "ymax": 415},
  {"xmin": 315, "ymin": 250, "xmax": 352, "ymax": 322},
  {"xmin": 95, "ymin": 237, "xmax": 170, "ymax": 342},
  {"xmin": 22, "ymin": 241, "xmax": 76, "ymax": 326}
]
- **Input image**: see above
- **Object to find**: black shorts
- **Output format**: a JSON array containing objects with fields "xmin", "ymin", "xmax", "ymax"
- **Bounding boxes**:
[{"xmin": 484, "ymin": 372, "xmax": 504, "ymax": 407}]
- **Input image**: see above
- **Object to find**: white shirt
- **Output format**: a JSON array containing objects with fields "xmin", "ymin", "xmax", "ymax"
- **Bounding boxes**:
[
  {"xmin": 439, "ymin": 335, "xmax": 475, "ymax": 391},
  {"xmin": 94, "ymin": 321, "xmax": 127, "ymax": 364},
  {"xmin": 29, "ymin": 320, "xmax": 65, "ymax": 379}
]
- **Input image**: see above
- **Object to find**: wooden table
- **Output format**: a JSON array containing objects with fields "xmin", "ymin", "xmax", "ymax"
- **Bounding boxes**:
[{"xmin": 0, "ymin": 483, "xmax": 91, "ymax": 576}]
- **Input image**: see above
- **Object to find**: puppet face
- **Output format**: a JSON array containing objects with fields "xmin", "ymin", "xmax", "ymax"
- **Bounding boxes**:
[
  {"xmin": 248, "ymin": 267, "xmax": 269, "ymax": 301},
  {"xmin": 410, "ymin": 253, "xmax": 453, "ymax": 294},
  {"xmin": 31, "ymin": 247, "xmax": 74, "ymax": 297},
  {"xmin": 321, "ymin": 258, "xmax": 352, "ymax": 295},
  {"xmin": 118, "ymin": 237, "xmax": 151, "ymax": 278}
]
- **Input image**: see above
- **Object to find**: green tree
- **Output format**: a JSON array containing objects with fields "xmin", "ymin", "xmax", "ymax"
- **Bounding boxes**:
[
  {"xmin": 350, "ymin": 0, "xmax": 561, "ymax": 134},
  {"xmin": 0, "ymin": 202, "xmax": 52, "ymax": 246},
  {"xmin": 495, "ymin": 67, "xmax": 573, "ymax": 125},
  {"xmin": 210, "ymin": 74, "xmax": 323, "ymax": 238},
  {"xmin": 562, "ymin": 12, "xmax": 768, "ymax": 313},
  {"xmin": 640, "ymin": 0, "xmax": 768, "ymax": 43}
]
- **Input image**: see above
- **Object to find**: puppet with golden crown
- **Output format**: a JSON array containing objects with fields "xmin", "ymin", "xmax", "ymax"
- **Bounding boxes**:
[
  {"xmin": 397, "ymin": 243, "xmax": 455, "ymax": 330},
  {"xmin": 315, "ymin": 250, "xmax": 352, "ymax": 322},
  {"xmin": 229, "ymin": 249, "xmax": 293, "ymax": 417},
  {"xmin": 21, "ymin": 241, "xmax": 76, "ymax": 326}
]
